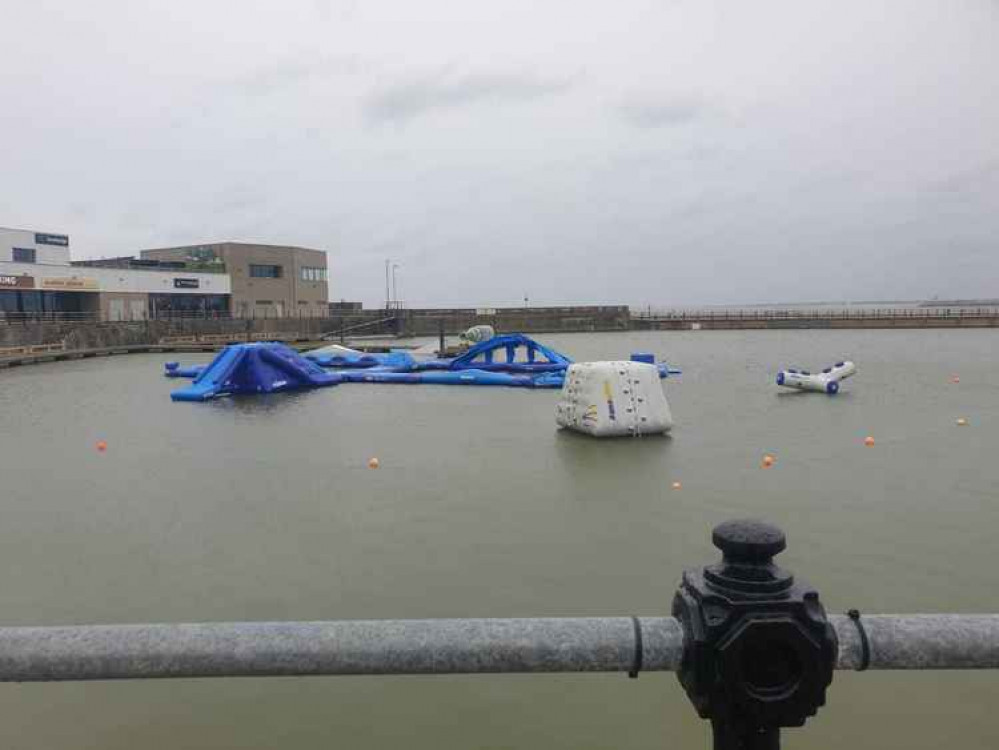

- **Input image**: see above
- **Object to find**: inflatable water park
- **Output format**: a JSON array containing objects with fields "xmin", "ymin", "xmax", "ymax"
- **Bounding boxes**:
[{"xmin": 164, "ymin": 333, "xmax": 681, "ymax": 404}]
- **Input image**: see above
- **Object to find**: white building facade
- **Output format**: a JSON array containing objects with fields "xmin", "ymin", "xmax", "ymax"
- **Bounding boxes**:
[{"xmin": 0, "ymin": 227, "xmax": 231, "ymax": 320}]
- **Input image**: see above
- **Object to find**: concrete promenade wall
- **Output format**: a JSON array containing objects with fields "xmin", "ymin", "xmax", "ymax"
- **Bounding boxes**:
[
  {"xmin": 396, "ymin": 306, "xmax": 631, "ymax": 336},
  {"xmin": 0, "ymin": 318, "xmax": 346, "ymax": 352},
  {"xmin": 0, "ymin": 306, "xmax": 630, "ymax": 353},
  {"xmin": 4, "ymin": 305, "xmax": 996, "ymax": 356}
]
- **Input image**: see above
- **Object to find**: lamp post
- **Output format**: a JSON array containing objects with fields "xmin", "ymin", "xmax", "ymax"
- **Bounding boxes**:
[{"xmin": 384, "ymin": 259, "xmax": 391, "ymax": 310}]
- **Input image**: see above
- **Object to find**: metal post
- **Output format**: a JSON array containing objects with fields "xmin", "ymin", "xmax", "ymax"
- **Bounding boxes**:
[
  {"xmin": 438, "ymin": 318, "xmax": 445, "ymax": 356},
  {"xmin": 673, "ymin": 520, "xmax": 836, "ymax": 750},
  {"xmin": 385, "ymin": 259, "xmax": 390, "ymax": 310}
]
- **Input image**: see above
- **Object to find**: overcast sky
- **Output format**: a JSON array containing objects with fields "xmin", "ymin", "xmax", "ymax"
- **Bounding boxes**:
[{"xmin": 1, "ymin": 1, "xmax": 996, "ymax": 306}]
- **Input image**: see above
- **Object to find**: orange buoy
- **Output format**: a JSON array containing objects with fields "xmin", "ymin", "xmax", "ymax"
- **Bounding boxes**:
[
  {"xmin": 367, "ymin": 457, "xmax": 380, "ymax": 469},
  {"xmin": 956, "ymin": 418, "xmax": 968, "ymax": 426},
  {"xmin": 671, "ymin": 481, "xmax": 682, "ymax": 491},
  {"xmin": 96, "ymin": 440, "xmax": 108, "ymax": 453},
  {"xmin": 864, "ymin": 436, "xmax": 875, "ymax": 447},
  {"xmin": 762, "ymin": 454, "xmax": 775, "ymax": 468}
]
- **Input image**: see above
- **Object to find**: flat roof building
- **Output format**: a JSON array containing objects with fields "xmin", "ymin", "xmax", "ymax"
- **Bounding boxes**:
[
  {"xmin": 141, "ymin": 242, "xmax": 329, "ymax": 319},
  {"xmin": 0, "ymin": 227, "xmax": 230, "ymax": 320}
]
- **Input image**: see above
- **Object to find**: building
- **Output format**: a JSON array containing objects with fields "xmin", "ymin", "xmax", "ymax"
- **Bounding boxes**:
[
  {"xmin": 0, "ymin": 227, "xmax": 230, "ymax": 319},
  {"xmin": 140, "ymin": 242, "xmax": 329, "ymax": 318}
]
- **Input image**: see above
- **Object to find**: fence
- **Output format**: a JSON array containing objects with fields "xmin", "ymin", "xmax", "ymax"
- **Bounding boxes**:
[
  {"xmin": 0, "ymin": 309, "xmax": 358, "ymax": 325},
  {"xmin": 633, "ymin": 307, "xmax": 999, "ymax": 321}
]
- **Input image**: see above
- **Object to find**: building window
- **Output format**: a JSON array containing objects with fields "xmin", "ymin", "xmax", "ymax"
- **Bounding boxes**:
[
  {"xmin": 301, "ymin": 267, "xmax": 327, "ymax": 282},
  {"xmin": 249, "ymin": 264, "xmax": 282, "ymax": 278},
  {"xmin": 13, "ymin": 248, "xmax": 36, "ymax": 263}
]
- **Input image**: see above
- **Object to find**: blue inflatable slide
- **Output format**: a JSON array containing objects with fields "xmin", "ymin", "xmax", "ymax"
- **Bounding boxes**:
[{"xmin": 168, "ymin": 342, "xmax": 341, "ymax": 401}]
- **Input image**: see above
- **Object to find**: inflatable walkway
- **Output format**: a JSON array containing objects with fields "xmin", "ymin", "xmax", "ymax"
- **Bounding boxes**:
[
  {"xmin": 169, "ymin": 343, "xmax": 341, "ymax": 401},
  {"xmin": 412, "ymin": 333, "xmax": 574, "ymax": 373}
]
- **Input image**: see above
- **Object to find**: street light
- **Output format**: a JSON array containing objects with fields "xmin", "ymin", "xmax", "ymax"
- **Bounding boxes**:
[
  {"xmin": 384, "ymin": 259, "xmax": 391, "ymax": 310},
  {"xmin": 392, "ymin": 263, "xmax": 400, "ymax": 308}
]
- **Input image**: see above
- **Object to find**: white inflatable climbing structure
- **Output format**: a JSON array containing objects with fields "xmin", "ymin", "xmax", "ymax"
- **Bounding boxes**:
[{"xmin": 555, "ymin": 361, "xmax": 673, "ymax": 437}]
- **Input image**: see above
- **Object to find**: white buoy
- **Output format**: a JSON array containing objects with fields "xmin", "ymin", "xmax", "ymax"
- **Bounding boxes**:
[
  {"xmin": 776, "ymin": 361, "xmax": 856, "ymax": 394},
  {"xmin": 555, "ymin": 361, "xmax": 673, "ymax": 437}
]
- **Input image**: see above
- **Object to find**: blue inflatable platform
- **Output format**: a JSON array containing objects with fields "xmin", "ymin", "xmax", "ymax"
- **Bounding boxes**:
[
  {"xmin": 164, "ymin": 362, "xmax": 205, "ymax": 378},
  {"xmin": 169, "ymin": 342, "xmax": 341, "ymax": 401},
  {"xmin": 305, "ymin": 349, "xmax": 415, "ymax": 370}
]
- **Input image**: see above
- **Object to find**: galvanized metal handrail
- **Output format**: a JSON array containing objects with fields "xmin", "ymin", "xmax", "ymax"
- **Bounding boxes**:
[{"xmin": 0, "ymin": 614, "xmax": 995, "ymax": 682}]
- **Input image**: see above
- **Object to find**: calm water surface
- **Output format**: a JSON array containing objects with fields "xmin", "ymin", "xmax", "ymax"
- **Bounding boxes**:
[{"xmin": 1, "ymin": 330, "xmax": 997, "ymax": 749}]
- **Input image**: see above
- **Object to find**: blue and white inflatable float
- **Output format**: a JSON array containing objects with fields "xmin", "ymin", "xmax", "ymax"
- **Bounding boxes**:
[{"xmin": 776, "ymin": 361, "xmax": 856, "ymax": 394}]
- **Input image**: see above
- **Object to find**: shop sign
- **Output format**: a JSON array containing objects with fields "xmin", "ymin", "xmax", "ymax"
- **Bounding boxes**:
[
  {"xmin": 0, "ymin": 275, "xmax": 34, "ymax": 288},
  {"xmin": 41, "ymin": 277, "xmax": 99, "ymax": 291},
  {"xmin": 34, "ymin": 233, "xmax": 69, "ymax": 247},
  {"xmin": 173, "ymin": 278, "xmax": 200, "ymax": 289}
]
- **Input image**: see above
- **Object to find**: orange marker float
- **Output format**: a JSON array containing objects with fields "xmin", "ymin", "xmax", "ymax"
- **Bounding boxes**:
[
  {"xmin": 96, "ymin": 440, "xmax": 108, "ymax": 453},
  {"xmin": 864, "ymin": 436, "xmax": 875, "ymax": 447},
  {"xmin": 367, "ymin": 457, "xmax": 380, "ymax": 469}
]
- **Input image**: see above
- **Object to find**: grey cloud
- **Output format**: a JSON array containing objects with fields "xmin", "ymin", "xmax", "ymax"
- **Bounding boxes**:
[
  {"xmin": 3, "ymin": 1, "xmax": 997, "ymax": 306},
  {"xmin": 312, "ymin": 0, "xmax": 357, "ymax": 22},
  {"xmin": 230, "ymin": 54, "xmax": 368, "ymax": 97},
  {"xmin": 364, "ymin": 70, "xmax": 577, "ymax": 124},
  {"xmin": 619, "ymin": 95, "xmax": 712, "ymax": 128},
  {"xmin": 923, "ymin": 160, "xmax": 999, "ymax": 195}
]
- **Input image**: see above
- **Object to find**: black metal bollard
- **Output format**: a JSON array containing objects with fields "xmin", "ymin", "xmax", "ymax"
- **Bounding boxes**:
[{"xmin": 672, "ymin": 520, "xmax": 836, "ymax": 750}]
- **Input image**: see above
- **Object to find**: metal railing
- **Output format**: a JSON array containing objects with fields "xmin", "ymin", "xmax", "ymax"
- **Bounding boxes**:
[
  {"xmin": 633, "ymin": 307, "xmax": 999, "ymax": 321},
  {"xmin": 0, "ymin": 310, "xmax": 388, "ymax": 326},
  {"xmin": 0, "ymin": 614, "xmax": 995, "ymax": 683},
  {"xmin": 322, "ymin": 314, "xmax": 400, "ymax": 342},
  {"xmin": 1, "ymin": 517, "xmax": 997, "ymax": 750}
]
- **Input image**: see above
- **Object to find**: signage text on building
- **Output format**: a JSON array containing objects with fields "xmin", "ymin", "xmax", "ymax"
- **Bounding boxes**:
[
  {"xmin": 40, "ymin": 277, "xmax": 98, "ymax": 291},
  {"xmin": 0, "ymin": 275, "xmax": 35, "ymax": 288},
  {"xmin": 34, "ymin": 233, "xmax": 70, "ymax": 247},
  {"xmin": 173, "ymin": 278, "xmax": 200, "ymax": 289}
]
